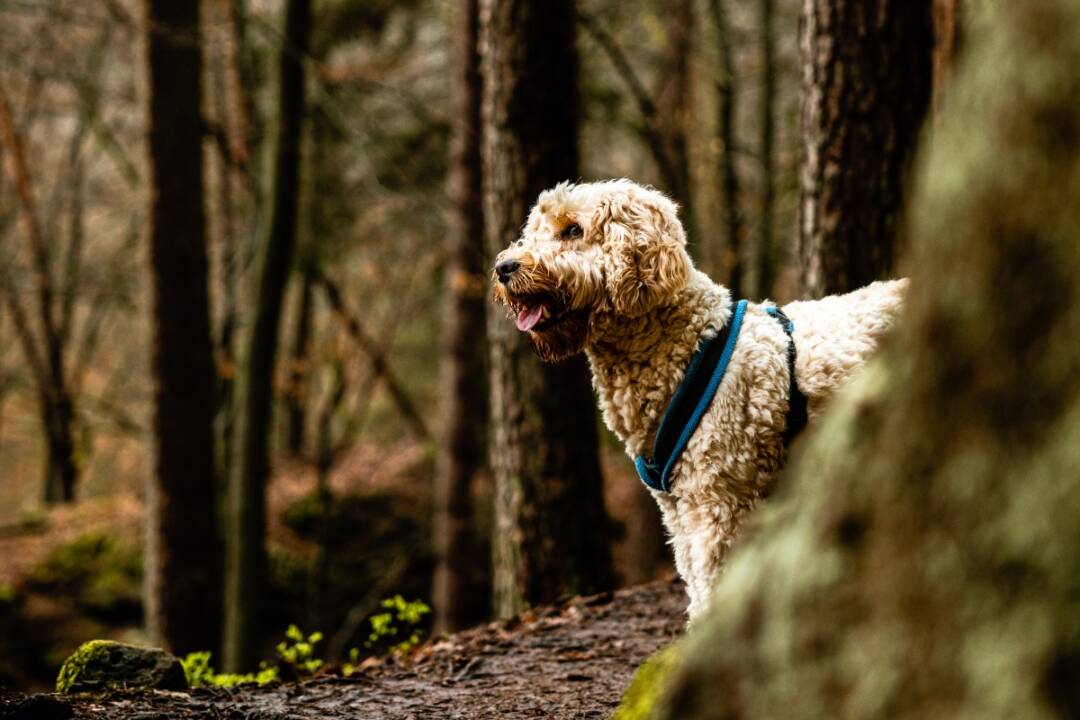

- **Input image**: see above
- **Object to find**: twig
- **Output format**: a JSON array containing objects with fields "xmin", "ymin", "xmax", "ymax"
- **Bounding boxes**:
[
  {"xmin": 577, "ymin": 9, "xmax": 680, "ymax": 191},
  {"xmin": 313, "ymin": 268, "xmax": 431, "ymax": 442}
]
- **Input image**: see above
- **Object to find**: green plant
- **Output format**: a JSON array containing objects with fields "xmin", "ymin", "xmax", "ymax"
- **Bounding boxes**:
[
  {"xmin": 365, "ymin": 595, "xmax": 431, "ymax": 654},
  {"xmin": 180, "ymin": 651, "xmax": 278, "ymax": 689},
  {"xmin": 275, "ymin": 624, "xmax": 324, "ymax": 676},
  {"xmin": 180, "ymin": 624, "xmax": 328, "ymax": 689},
  {"xmin": 0, "ymin": 583, "xmax": 16, "ymax": 607},
  {"xmin": 341, "ymin": 647, "xmax": 362, "ymax": 677}
]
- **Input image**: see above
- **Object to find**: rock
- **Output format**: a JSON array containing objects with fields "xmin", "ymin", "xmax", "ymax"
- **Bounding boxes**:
[{"xmin": 55, "ymin": 640, "xmax": 188, "ymax": 694}]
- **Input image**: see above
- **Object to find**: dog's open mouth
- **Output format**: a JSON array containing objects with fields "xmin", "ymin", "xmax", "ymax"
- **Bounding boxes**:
[{"xmin": 510, "ymin": 294, "xmax": 570, "ymax": 333}]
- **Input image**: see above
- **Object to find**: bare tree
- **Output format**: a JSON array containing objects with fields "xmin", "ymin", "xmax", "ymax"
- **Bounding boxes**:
[
  {"xmin": 224, "ymin": 0, "xmax": 311, "ymax": 673},
  {"xmin": 0, "ymin": 87, "xmax": 79, "ymax": 504},
  {"xmin": 432, "ymin": 0, "xmax": 489, "ymax": 634},
  {"xmin": 798, "ymin": 0, "xmax": 934, "ymax": 297},
  {"xmin": 142, "ymin": 0, "xmax": 223, "ymax": 655},
  {"xmin": 0, "ymin": 20, "xmax": 126, "ymax": 504},
  {"xmin": 480, "ymin": 0, "xmax": 615, "ymax": 619}
]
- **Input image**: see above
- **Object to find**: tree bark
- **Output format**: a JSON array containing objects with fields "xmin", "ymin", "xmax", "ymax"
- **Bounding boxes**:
[
  {"xmin": 284, "ymin": 268, "xmax": 314, "ymax": 458},
  {"xmin": 479, "ymin": 0, "xmax": 615, "ymax": 619},
  {"xmin": 655, "ymin": 0, "xmax": 1080, "ymax": 715},
  {"xmin": 142, "ymin": 0, "xmax": 223, "ymax": 656},
  {"xmin": 931, "ymin": 0, "xmax": 961, "ymax": 112},
  {"xmin": 432, "ymin": 0, "xmax": 489, "ymax": 635},
  {"xmin": 757, "ymin": 0, "xmax": 778, "ymax": 299},
  {"xmin": 224, "ymin": 0, "xmax": 311, "ymax": 673},
  {"xmin": 708, "ymin": 0, "xmax": 743, "ymax": 297},
  {"xmin": 798, "ymin": 0, "xmax": 934, "ymax": 298},
  {"xmin": 208, "ymin": 0, "xmax": 252, "ymax": 493},
  {"xmin": 658, "ymin": 0, "xmax": 696, "ymax": 248}
]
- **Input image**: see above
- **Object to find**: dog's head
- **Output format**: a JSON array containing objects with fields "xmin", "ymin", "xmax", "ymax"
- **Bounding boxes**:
[{"xmin": 491, "ymin": 179, "xmax": 692, "ymax": 361}]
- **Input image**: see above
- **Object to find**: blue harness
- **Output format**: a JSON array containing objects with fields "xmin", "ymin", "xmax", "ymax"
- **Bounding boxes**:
[{"xmin": 634, "ymin": 300, "xmax": 808, "ymax": 493}]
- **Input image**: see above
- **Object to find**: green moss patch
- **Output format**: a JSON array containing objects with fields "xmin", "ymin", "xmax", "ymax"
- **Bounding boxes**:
[
  {"xmin": 56, "ymin": 640, "xmax": 187, "ymax": 694},
  {"xmin": 613, "ymin": 645, "xmax": 681, "ymax": 720}
]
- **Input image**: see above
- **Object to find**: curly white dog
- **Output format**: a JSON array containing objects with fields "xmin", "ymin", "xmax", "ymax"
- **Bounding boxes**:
[{"xmin": 492, "ymin": 179, "xmax": 905, "ymax": 620}]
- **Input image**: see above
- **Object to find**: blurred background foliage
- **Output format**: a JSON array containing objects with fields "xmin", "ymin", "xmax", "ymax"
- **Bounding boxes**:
[{"xmin": 0, "ymin": 0, "xmax": 812, "ymax": 690}]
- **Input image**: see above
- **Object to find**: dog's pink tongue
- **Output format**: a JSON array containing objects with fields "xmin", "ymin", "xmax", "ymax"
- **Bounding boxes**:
[{"xmin": 516, "ymin": 305, "xmax": 544, "ymax": 332}]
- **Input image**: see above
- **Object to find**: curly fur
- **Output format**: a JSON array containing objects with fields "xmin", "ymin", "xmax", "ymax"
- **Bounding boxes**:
[{"xmin": 492, "ymin": 179, "xmax": 906, "ymax": 619}]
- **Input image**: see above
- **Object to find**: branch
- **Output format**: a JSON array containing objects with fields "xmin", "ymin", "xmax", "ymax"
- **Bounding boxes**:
[
  {"xmin": 577, "ymin": 9, "xmax": 681, "ymax": 190},
  {"xmin": 0, "ymin": 80, "xmax": 61, "ymax": 364},
  {"xmin": 312, "ymin": 268, "xmax": 431, "ymax": 442},
  {"xmin": 70, "ymin": 217, "xmax": 140, "ymax": 393}
]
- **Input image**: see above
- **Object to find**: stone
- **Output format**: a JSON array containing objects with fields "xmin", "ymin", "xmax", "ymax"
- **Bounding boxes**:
[{"xmin": 55, "ymin": 640, "xmax": 188, "ymax": 694}]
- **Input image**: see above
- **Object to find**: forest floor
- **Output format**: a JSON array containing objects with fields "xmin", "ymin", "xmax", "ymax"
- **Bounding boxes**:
[{"xmin": 0, "ymin": 579, "xmax": 686, "ymax": 720}]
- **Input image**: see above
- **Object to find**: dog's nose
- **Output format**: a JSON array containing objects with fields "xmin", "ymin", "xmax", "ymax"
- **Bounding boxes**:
[{"xmin": 495, "ymin": 259, "xmax": 520, "ymax": 284}]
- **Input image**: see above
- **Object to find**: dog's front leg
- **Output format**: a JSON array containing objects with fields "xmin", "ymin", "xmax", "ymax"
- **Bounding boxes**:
[{"xmin": 658, "ymin": 493, "xmax": 747, "ymax": 621}]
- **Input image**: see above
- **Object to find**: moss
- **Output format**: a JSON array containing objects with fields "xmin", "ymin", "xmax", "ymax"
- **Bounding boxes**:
[
  {"xmin": 28, "ymin": 532, "xmax": 142, "ymax": 623},
  {"xmin": 613, "ymin": 646, "xmax": 681, "ymax": 720},
  {"xmin": 56, "ymin": 640, "xmax": 110, "ymax": 693},
  {"xmin": 56, "ymin": 640, "xmax": 187, "ymax": 694}
]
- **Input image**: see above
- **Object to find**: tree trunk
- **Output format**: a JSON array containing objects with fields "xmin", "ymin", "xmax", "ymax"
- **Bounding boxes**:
[
  {"xmin": 0, "ymin": 83, "xmax": 81, "ymax": 505},
  {"xmin": 284, "ymin": 268, "xmax": 314, "ymax": 458},
  {"xmin": 931, "ymin": 0, "xmax": 962, "ymax": 112},
  {"xmin": 659, "ymin": 0, "xmax": 695, "ymax": 248},
  {"xmin": 41, "ymin": 393, "xmax": 77, "ymax": 503},
  {"xmin": 208, "ymin": 0, "xmax": 252, "ymax": 494},
  {"xmin": 756, "ymin": 0, "xmax": 778, "ymax": 299},
  {"xmin": 142, "ymin": 0, "xmax": 223, "ymax": 656},
  {"xmin": 479, "ymin": 0, "xmax": 615, "ymax": 619},
  {"xmin": 798, "ymin": 0, "xmax": 934, "ymax": 298},
  {"xmin": 432, "ymin": 0, "xmax": 489, "ymax": 635},
  {"xmin": 655, "ymin": 0, "xmax": 1080, "ymax": 716},
  {"xmin": 708, "ymin": 0, "xmax": 743, "ymax": 297},
  {"xmin": 224, "ymin": 0, "xmax": 310, "ymax": 673}
]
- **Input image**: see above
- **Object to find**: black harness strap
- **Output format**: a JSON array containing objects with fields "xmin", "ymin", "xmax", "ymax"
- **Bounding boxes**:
[{"xmin": 766, "ymin": 306, "xmax": 808, "ymax": 445}]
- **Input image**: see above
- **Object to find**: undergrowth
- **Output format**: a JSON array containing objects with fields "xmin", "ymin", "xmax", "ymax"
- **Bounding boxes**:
[{"xmin": 181, "ymin": 596, "xmax": 431, "ymax": 688}]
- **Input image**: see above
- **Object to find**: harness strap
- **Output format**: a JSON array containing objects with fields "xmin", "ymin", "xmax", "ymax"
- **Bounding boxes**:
[
  {"xmin": 634, "ymin": 301, "xmax": 808, "ymax": 494},
  {"xmin": 765, "ymin": 306, "xmax": 808, "ymax": 445},
  {"xmin": 635, "ymin": 299, "xmax": 747, "ymax": 493}
]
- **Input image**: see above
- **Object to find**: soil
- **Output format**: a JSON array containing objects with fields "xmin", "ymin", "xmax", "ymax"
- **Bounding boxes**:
[{"xmin": 0, "ymin": 579, "xmax": 686, "ymax": 720}]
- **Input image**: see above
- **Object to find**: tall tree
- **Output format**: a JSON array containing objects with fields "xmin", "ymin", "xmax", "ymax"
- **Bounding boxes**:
[
  {"xmin": 654, "ymin": 1, "xmax": 1080, "ymax": 715},
  {"xmin": 0, "ymin": 87, "xmax": 78, "ymax": 504},
  {"xmin": 224, "ymin": 0, "xmax": 311, "ymax": 673},
  {"xmin": 756, "ymin": 0, "xmax": 778, "ymax": 299},
  {"xmin": 707, "ymin": 0, "xmax": 744, "ymax": 296},
  {"xmin": 432, "ymin": 0, "xmax": 489, "ymax": 634},
  {"xmin": 479, "ymin": 0, "xmax": 614, "ymax": 619},
  {"xmin": 142, "ymin": 0, "xmax": 223, "ymax": 655},
  {"xmin": 657, "ymin": 0, "xmax": 696, "ymax": 247},
  {"xmin": 0, "ymin": 22, "xmax": 130, "ymax": 504},
  {"xmin": 206, "ymin": 0, "xmax": 255, "ymax": 489},
  {"xmin": 798, "ymin": 0, "xmax": 934, "ymax": 297}
]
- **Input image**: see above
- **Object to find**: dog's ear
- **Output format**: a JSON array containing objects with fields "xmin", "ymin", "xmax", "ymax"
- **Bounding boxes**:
[{"xmin": 594, "ymin": 188, "xmax": 691, "ymax": 317}]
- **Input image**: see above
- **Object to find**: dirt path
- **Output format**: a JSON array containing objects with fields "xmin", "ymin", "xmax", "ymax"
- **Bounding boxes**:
[{"xmin": 1, "ymin": 579, "xmax": 686, "ymax": 720}]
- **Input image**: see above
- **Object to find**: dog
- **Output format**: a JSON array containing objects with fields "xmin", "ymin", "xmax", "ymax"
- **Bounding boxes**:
[{"xmin": 491, "ymin": 179, "xmax": 906, "ymax": 619}]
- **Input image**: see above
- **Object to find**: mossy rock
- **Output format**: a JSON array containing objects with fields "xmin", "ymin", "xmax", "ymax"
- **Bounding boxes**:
[
  {"xmin": 56, "ymin": 640, "xmax": 187, "ymax": 694},
  {"xmin": 613, "ymin": 645, "xmax": 681, "ymax": 720}
]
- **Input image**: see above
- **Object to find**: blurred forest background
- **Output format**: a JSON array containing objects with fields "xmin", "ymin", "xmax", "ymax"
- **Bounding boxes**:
[{"xmin": 0, "ymin": 0, "xmax": 957, "ymax": 691}]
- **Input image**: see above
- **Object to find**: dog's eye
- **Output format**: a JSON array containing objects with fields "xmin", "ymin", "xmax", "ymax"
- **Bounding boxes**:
[{"xmin": 561, "ymin": 223, "xmax": 583, "ymax": 240}]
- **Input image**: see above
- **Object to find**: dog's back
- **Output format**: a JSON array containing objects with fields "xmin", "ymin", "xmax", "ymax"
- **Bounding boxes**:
[{"xmin": 782, "ymin": 278, "xmax": 908, "ymax": 415}]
